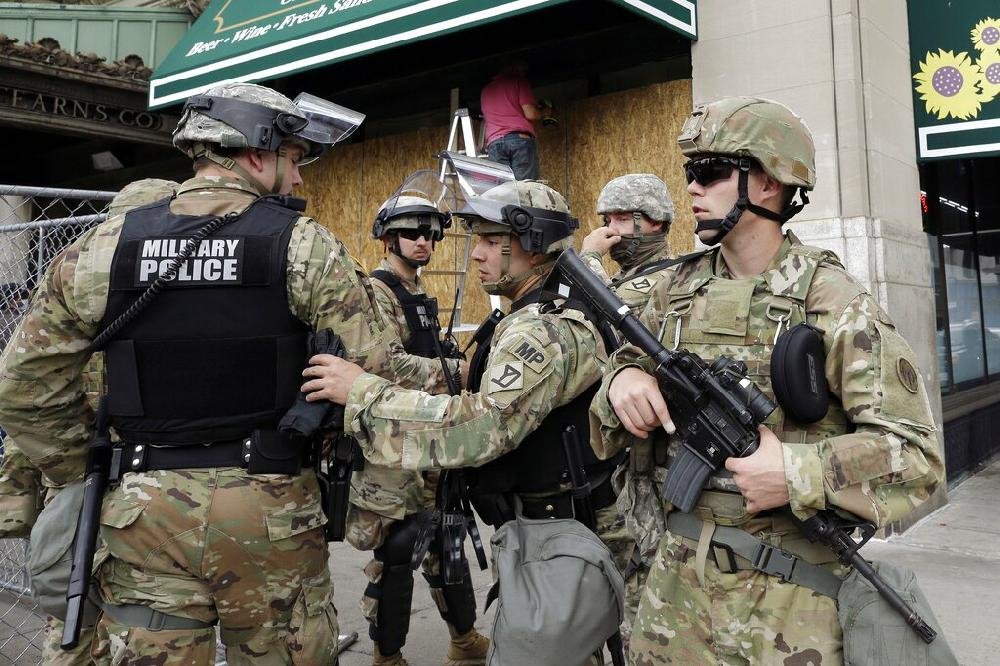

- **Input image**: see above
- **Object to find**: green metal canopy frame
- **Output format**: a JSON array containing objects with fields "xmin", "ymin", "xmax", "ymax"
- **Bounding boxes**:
[{"xmin": 148, "ymin": 0, "xmax": 696, "ymax": 109}]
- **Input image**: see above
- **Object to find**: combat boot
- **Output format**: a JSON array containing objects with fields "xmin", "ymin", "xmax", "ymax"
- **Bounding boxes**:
[
  {"xmin": 372, "ymin": 643, "xmax": 409, "ymax": 666},
  {"xmin": 444, "ymin": 626, "xmax": 489, "ymax": 666}
]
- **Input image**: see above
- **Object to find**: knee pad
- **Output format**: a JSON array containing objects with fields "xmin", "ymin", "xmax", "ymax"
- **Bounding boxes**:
[
  {"xmin": 368, "ymin": 516, "xmax": 422, "ymax": 654},
  {"xmin": 423, "ymin": 566, "xmax": 477, "ymax": 635}
]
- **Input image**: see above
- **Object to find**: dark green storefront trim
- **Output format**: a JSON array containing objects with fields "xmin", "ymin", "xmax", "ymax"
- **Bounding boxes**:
[{"xmin": 149, "ymin": 0, "xmax": 696, "ymax": 109}]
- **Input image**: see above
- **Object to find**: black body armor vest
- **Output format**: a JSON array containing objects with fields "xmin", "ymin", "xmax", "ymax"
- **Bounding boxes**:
[
  {"xmin": 370, "ymin": 269, "xmax": 440, "ymax": 359},
  {"xmin": 463, "ymin": 289, "xmax": 621, "ymax": 503},
  {"xmin": 101, "ymin": 197, "xmax": 309, "ymax": 444}
]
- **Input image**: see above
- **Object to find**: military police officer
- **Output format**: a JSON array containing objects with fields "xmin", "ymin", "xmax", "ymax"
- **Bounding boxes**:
[
  {"xmin": 350, "ymin": 183, "xmax": 488, "ymax": 666},
  {"xmin": 0, "ymin": 178, "xmax": 178, "ymax": 666},
  {"xmin": 0, "ymin": 83, "xmax": 453, "ymax": 665},
  {"xmin": 592, "ymin": 97, "xmax": 945, "ymax": 664},
  {"xmin": 579, "ymin": 173, "xmax": 678, "ymax": 645},
  {"xmin": 303, "ymin": 178, "xmax": 627, "ymax": 659}
]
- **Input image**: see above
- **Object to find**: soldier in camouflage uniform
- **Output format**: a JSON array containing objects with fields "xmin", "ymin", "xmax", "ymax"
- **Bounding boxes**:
[
  {"xmin": 0, "ymin": 177, "xmax": 178, "ymax": 666},
  {"xmin": 350, "ymin": 186, "xmax": 488, "ymax": 665},
  {"xmin": 579, "ymin": 173, "xmax": 677, "ymax": 646},
  {"xmin": 0, "ymin": 83, "xmax": 454, "ymax": 666},
  {"xmin": 302, "ymin": 179, "xmax": 628, "ymax": 655},
  {"xmin": 591, "ymin": 97, "xmax": 944, "ymax": 664}
]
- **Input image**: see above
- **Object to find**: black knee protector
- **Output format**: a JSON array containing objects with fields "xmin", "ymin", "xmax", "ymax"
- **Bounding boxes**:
[
  {"xmin": 368, "ymin": 516, "xmax": 422, "ymax": 654},
  {"xmin": 423, "ymin": 566, "xmax": 477, "ymax": 635}
]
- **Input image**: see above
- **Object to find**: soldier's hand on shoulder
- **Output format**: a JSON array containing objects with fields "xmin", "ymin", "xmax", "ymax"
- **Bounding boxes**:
[
  {"xmin": 582, "ymin": 226, "xmax": 621, "ymax": 255},
  {"xmin": 724, "ymin": 425, "xmax": 790, "ymax": 513},
  {"xmin": 608, "ymin": 367, "xmax": 675, "ymax": 438},
  {"xmin": 302, "ymin": 354, "xmax": 365, "ymax": 405}
]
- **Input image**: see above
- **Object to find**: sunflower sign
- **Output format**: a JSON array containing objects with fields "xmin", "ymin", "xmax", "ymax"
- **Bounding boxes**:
[{"xmin": 909, "ymin": 3, "xmax": 1000, "ymax": 160}]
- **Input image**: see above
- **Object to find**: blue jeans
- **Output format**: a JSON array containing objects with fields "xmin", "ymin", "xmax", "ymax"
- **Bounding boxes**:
[{"xmin": 487, "ymin": 133, "xmax": 539, "ymax": 180}]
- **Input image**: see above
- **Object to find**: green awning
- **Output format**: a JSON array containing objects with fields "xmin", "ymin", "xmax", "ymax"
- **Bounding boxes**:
[{"xmin": 149, "ymin": 0, "xmax": 696, "ymax": 109}]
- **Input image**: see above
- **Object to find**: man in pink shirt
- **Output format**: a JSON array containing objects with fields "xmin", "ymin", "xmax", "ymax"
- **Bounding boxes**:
[{"xmin": 481, "ymin": 62, "xmax": 542, "ymax": 179}]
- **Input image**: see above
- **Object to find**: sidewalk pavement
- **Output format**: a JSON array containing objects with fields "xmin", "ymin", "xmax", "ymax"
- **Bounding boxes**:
[
  {"xmin": 329, "ymin": 458, "xmax": 1000, "ymax": 665},
  {"xmin": 861, "ymin": 457, "xmax": 1000, "ymax": 666}
]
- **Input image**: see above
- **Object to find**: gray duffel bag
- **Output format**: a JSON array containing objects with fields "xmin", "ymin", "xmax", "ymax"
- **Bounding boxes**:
[{"xmin": 486, "ymin": 509, "xmax": 624, "ymax": 666}]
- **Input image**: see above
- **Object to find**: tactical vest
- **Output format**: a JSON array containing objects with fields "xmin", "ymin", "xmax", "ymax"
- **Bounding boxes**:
[
  {"xmin": 101, "ymin": 197, "xmax": 309, "ymax": 444},
  {"xmin": 654, "ymin": 241, "xmax": 852, "ymax": 518},
  {"xmin": 464, "ymin": 290, "xmax": 620, "ymax": 501},
  {"xmin": 370, "ymin": 269, "xmax": 440, "ymax": 359}
]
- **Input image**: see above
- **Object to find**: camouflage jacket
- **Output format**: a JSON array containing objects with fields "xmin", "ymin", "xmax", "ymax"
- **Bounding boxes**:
[
  {"xmin": 353, "ymin": 257, "xmax": 442, "ymax": 518},
  {"xmin": 345, "ymin": 295, "xmax": 606, "ymax": 471},
  {"xmin": 0, "ymin": 176, "xmax": 451, "ymax": 485},
  {"xmin": 579, "ymin": 245, "xmax": 674, "ymax": 314},
  {"xmin": 591, "ymin": 233, "xmax": 944, "ymax": 529}
]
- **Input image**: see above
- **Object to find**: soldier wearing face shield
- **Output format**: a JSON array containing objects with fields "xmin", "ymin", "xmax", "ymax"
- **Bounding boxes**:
[
  {"xmin": 303, "ymin": 176, "xmax": 628, "ymax": 664},
  {"xmin": 0, "ymin": 82, "xmax": 458, "ymax": 665},
  {"xmin": 348, "ymin": 178, "xmax": 488, "ymax": 666}
]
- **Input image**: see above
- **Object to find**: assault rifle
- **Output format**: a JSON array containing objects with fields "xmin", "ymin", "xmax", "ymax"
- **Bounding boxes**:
[
  {"xmin": 549, "ymin": 250, "xmax": 940, "ymax": 645},
  {"xmin": 62, "ymin": 398, "xmax": 112, "ymax": 649},
  {"xmin": 548, "ymin": 249, "xmax": 775, "ymax": 513},
  {"xmin": 279, "ymin": 329, "xmax": 361, "ymax": 542}
]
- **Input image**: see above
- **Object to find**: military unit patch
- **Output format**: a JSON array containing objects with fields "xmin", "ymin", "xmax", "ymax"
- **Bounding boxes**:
[
  {"xmin": 896, "ymin": 357, "xmax": 920, "ymax": 394},
  {"xmin": 489, "ymin": 361, "xmax": 524, "ymax": 391}
]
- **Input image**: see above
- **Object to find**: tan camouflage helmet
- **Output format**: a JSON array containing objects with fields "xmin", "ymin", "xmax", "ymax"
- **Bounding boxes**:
[
  {"xmin": 462, "ymin": 180, "xmax": 577, "ymax": 255},
  {"xmin": 596, "ymin": 173, "xmax": 674, "ymax": 225},
  {"xmin": 677, "ymin": 97, "xmax": 816, "ymax": 190},
  {"xmin": 371, "ymin": 195, "xmax": 448, "ymax": 240},
  {"xmin": 172, "ymin": 82, "xmax": 308, "ymax": 158},
  {"xmin": 107, "ymin": 178, "xmax": 178, "ymax": 218}
]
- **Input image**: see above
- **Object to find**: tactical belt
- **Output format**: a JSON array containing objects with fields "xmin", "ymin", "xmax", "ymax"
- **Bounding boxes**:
[
  {"xmin": 518, "ymin": 474, "xmax": 617, "ymax": 520},
  {"xmin": 100, "ymin": 599, "xmax": 216, "ymax": 632},
  {"xmin": 111, "ymin": 436, "xmax": 310, "ymax": 481},
  {"xmin": 665, "ymin": 511, "xmax": 842, "ymax": 599}
]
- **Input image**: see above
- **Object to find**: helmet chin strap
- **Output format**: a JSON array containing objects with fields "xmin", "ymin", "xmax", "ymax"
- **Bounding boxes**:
[
  {"xmin": 194, "ymin": 144, "xmax": 285, "ymax": 196},
  {"xmin": 481, "ymin": 235, "xmax": 552, "ymax": 296},
  {"xmin": 695, "ymin": 160, "xmax": 808, "ymax": 246}
]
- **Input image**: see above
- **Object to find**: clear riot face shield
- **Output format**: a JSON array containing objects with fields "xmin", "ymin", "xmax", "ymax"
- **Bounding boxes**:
[
  {"xmin": 291, "ymin": 93, "xmax": 365, "ymax": 165},
  {"xmin": 439, "ymin": 151, "xmax": 578, "ymax": 254},
  {"xmin": 373, "ymin": 169, "xmax": 457, "ymax": 241}
]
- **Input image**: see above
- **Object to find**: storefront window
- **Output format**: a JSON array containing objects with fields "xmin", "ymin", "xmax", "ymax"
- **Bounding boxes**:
[
  {"xmin": 972, "ymin": 160, "xmax": 1000, "ymax": 376},
  {"xmin": 920, "ymin": 158, "xmax": 1000, "ymax": 393}
]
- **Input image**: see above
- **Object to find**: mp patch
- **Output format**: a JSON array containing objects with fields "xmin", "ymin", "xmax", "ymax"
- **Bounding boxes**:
[{"xmin": 489, "ymin": 361, "xmax": 524, "ymax": 392}]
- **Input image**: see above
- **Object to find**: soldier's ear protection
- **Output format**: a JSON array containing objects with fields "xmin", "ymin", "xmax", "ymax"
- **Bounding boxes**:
[{"xmin": 770, "ymin": 323, "xmax": 830, "ymax": 423}]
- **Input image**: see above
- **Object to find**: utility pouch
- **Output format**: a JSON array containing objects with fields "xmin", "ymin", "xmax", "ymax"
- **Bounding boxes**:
[
  {"xmin": 247, "ymin": 429, "xmax": 302, "ymax": 475},
  {"xmin": 771, "ymin": 323, "xmax": 830, "ymax": 423},
  {"xmin": 838, "ymin": 560, "xmax": 958, "ymax": 666}
]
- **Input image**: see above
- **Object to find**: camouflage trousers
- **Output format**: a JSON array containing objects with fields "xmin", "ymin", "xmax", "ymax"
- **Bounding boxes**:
[
  {"xmin": 92, "ymin": 468, "xmax": 337, "ymax": 666},
  {"xmin": 595, "ymin": 502, "xmax": 639, "ymax": 645},
  {"xmin": 43, "ymin": 615, "xmax": 96, "ymax": 665},
  {"xmin": 630, "ymin": 529, "xmax": 843, "ymax": 665},
  {"xmin": 0, "ymin": 440, "xmax": 42, "ymax": 538}
]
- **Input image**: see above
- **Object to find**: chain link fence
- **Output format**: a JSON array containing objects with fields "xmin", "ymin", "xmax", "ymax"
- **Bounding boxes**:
[{"xmin": 0, "ymin": 185, "xmax": 114, "ymax": 664}]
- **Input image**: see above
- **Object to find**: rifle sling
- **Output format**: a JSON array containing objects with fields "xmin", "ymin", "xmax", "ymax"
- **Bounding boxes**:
[{"xmin": 665, "ymin": 511, "xmax": 842, "ymax": 599}]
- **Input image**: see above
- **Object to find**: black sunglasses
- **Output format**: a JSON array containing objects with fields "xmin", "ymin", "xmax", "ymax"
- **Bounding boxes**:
[
  {"xmin": 396, "ymin": 228, "xmax": 437, "ymax": 242},
  {"xmin": 684, "ymin": 156, "xmax": 750, "ymax": 187}
]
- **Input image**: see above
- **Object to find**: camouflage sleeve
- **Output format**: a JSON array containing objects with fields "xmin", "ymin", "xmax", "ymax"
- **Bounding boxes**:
[
  {"xmin": 286, "ymin": 219, "xmax": 451, "ymax": 392},
  {"xmin": 589, "ymin": 289, "xmax": 664, "ymax": 460},
  {"xmin": 370, "ymin": 278, "xmax": 410, "ymax": 349},
  {"xmin": 0, "ymin": 439, "xmax": 43, "ymax": 538},
  {"xmin": 0, "ymin": 224, "xmax": 114, "ymax": 485},
  {"xmin": 579, "ymin": 249, "xmax": 613, "ymax": 286},
  {"xmin": 783, "ymin": 291, "xmax": 944, "ymax": 526},
  {"xmin": 345, "ymin": 309, "xmax": 603, "ymax": 470}
]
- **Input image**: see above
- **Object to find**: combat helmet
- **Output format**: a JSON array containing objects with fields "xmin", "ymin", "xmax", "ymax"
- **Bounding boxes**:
[
  {"xmin": 462, "ymin": 179, "xmax": 579, "ymax": 295},
  {"xmin": 677, "ymin": 96, "xmax": 814, "ymax": 244},
  {"xmin": 372, "ymin": 170, "xmax": 454, "ymax": 268},
  {"xmin": 173, "ymin": 82, "xmax": 364, "ymax": 194},
  {"xmin": 596, "ymin": 173, "xmax": 673, "ymax": 267}
]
